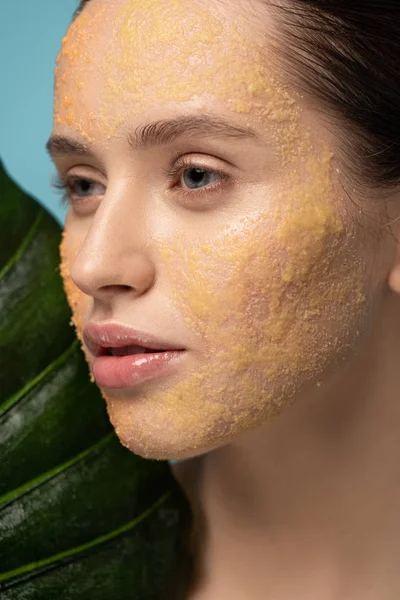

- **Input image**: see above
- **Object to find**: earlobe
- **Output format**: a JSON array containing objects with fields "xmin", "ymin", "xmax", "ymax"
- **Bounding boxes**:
[
  {"xmin": 389, "ymin": 264, "xmax": 400, "ymax": 294},
  {"xmin": 388, "ymin": 239, "xmax": 400, "ymax": 294}
]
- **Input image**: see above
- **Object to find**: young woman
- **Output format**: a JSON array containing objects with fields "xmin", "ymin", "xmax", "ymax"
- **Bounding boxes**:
[{"xmin": 48, "ymin": 0, "xmax": 400, "ymax": 597}]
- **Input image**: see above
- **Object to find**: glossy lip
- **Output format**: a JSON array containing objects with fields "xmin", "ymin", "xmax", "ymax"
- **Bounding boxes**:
[
  {"xmin": 83, "ymin": 322, "xmax": 187, "ymax": 390},
  {"xmin": 83, "ymin": 321, "xmax": 186, "ymax": 357}
]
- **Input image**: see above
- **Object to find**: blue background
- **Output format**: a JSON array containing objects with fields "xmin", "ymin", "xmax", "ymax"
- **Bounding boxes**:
[{"xmin": 0, "ymin": 0, "xmax": 79, "ymax": 224}]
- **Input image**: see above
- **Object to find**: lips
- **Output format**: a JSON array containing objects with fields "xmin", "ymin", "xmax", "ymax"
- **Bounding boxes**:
[
  {"xmin": 82, "ymin": 322, "xmax": 187, "ymax": 390},
  {"xmin": 83, "ymin": 321, "xmax": 185, "ymax": 358}
]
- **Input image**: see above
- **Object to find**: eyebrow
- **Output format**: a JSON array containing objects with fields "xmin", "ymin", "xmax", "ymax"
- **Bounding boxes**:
[
  {"xmin": 46, "ymin": 115, "xmax": 260, "ymax": 159},
  {"xmin": 46, "ymin": 136, "xmax": 90, "ymax": 157},
  {"xmin": 128, "ymin": 115, "xmax": 259, "ymax": 150}
]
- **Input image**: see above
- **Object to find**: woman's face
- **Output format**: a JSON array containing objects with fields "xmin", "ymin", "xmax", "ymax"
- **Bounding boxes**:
[{"xmin": 51, "ymin": 0, "xmax": 391, "ymax": 459}]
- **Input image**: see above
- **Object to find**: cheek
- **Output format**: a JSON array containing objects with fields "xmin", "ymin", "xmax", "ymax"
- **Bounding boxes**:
[
  {"xmin": 167, "ymin": 207, "xmax": 366, "ymax": 385},
  {"xmin": 110, "ymin": 203, "xmax": 367, "ymax": 459},
  {"xmin": 106, "ymin": 207, "xmax": 365, "ymax": 458},
  {"xmin": 59, "ymin": 218, "xmax": 91, "ymax": 349}
]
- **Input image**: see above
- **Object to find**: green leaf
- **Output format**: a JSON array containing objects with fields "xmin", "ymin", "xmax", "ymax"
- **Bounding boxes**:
[{"xmin": 0, "ymin": 161, "xmax": 193, "ymax": 599}]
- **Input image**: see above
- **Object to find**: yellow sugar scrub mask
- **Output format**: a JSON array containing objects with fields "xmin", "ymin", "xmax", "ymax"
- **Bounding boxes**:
[
  {"xmin": 59, "ymin": 215, "xmax": 95, "ymax": 380},
  {"xmin": 101, "ymin": 150, "xmax": 369, "ymax": 459},
  {"xmin": 58, "ymin": 147, "xmax": 370, "ymax": 461},
  {"xmin": 55, "ymin": 0, "xmax": 376, "ymax": 460},
  {"xmin": 54, "ymin": 0, "xmax": 299, "ymax": 149}
]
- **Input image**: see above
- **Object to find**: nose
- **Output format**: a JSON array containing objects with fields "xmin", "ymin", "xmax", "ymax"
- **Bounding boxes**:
[{"xmin": 70, "ymin": 188, "xmax": 156, "ymax": 304}]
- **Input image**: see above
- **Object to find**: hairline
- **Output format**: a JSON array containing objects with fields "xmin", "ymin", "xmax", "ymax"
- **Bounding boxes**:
[{"xmin": 73, "ymin": 0, "xmax": 91, "ymax": 20}]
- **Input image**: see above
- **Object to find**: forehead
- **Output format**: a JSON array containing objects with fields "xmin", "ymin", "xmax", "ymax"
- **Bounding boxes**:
[{"xmin": 54, "ymin": 0, "xmax": 297, "ymax": 142}]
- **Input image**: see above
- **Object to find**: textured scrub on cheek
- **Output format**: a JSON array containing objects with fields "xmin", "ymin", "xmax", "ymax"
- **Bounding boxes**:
[
  {"xmin": 108, "ymin": 144, "xmax": 367, "ymax": 459},
  {"xmin": 56, "ymin": 0, "xmax": 370, "ymax": 460},
  {"xmin": 59, "ymin": 214, "xmax": 94, "ymax": 380}
]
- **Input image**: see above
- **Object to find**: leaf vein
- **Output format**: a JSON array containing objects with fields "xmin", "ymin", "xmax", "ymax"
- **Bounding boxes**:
[
  {"xmin": 0, "ymin": 491, "xmax": 171, "ymax": 587},
  {"xmin": 0, "ymin": 210, "xmax": 43, "ymax": 282},
  {"xmin": 0, "ymin": 339, "xmax": 80, "ymax": 417},
  {"xmin": 0, "ymin": 431, "xmax": 114, "ymax": 510}
]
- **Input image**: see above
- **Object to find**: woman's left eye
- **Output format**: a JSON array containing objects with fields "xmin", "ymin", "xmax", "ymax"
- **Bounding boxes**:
[{"xmin": 180, "ymin": 167, "xmax": 223, "ymax": 190}]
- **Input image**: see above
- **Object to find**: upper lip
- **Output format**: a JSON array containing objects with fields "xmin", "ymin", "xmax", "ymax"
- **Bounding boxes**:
[{"xmin": 83, "ymin": 322, "xmax": 186, "ymax": 358}]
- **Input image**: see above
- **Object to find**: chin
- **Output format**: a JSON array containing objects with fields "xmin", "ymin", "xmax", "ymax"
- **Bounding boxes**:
[
  {"xmin": 102, "ymin": 394, "xmax": 215, "ymax": 461},
  {"xmin": 115, "ymin": 428, "xmax": 213, "ymax": 462}
]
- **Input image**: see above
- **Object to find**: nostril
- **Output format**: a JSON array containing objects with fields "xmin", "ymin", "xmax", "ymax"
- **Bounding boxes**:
[{"xmin": 100, "ymin": 284, "xmax": 132, "ymax": 292}]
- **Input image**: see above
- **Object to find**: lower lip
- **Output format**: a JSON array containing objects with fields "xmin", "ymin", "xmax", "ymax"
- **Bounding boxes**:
[{"xmin": 92, "ymin": 350, "xmax": 185, "ymax": 389}]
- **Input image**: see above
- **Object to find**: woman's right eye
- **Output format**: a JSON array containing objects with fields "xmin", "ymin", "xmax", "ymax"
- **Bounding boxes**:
[
  {"xmin": 67, "ymin": 177, "xmax": 106, "ymax": 200},
  {"xmin": 53, "ymin": 175, "xmax": 106, "ymax": 213}
]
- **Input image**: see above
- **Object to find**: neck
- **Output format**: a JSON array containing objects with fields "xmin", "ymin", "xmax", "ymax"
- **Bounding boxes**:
[{"xmin": 174, "ymin": 290, "xmax": 400, "ymax": 599}]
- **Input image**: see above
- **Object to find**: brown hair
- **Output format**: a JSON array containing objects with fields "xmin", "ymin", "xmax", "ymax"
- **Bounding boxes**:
[{"xmin": 269, "ymin": 1, "xmax": 400, "ymax": 190}]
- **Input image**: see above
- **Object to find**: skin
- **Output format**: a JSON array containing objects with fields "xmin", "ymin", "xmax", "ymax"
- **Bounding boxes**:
[{"xmin": 51, "ymin": 0, "xmax": 400, "ymax": 596}]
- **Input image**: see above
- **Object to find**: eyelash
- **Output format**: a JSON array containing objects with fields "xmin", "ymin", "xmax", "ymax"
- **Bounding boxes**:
[
  {"xmin": 52, "ymin": 177, "xmax": 76, "ymax": 208},
  {"xmin": 53, "ymin": 156, "xmax": 229, "ymax": 209}
]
